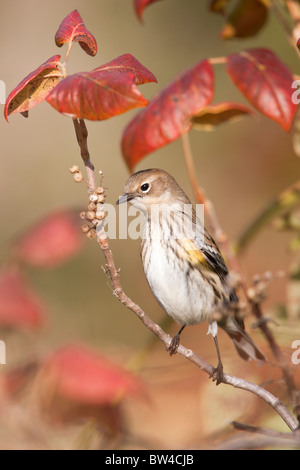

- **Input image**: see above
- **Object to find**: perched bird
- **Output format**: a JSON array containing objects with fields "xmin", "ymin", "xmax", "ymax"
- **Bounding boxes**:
[{"xmin": 117, "ymin": 169, "xmax": 265, "ymax": 383}]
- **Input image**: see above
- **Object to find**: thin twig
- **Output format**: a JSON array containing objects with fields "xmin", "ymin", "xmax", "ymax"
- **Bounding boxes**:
[
  {"xmin": 181, "ymin": 132, "xmax": 300, "ymax": 423},
  {"xmin": 181, "ymin": 132, "xmax": 205, "ymax": 204},
  {"xmin": 213, "ymin": 422, "xmax": 300, "ymax": 449},
  {"xmin": 208, "ymin": 57, "xmax": 228, "ymax": 65},
  {"xmin": 72, "ymin": 118, "xmax": 95, "ymax": 193},
  {"xmin": 286, "ymin": 0, "xmax": 300, "ymax": 43},
  {"xmin": 251, "ymin": 300, "xmax": 300, "ymax": 422},
  {"xmin": 181, "ymin": 132, "xmax": 248, "ymax": 294},
  {"xmin": 232, "ymin": 421, "xmax": 300, "ymax": 441},
  {"xmin": 235, "ymin": 179, "xmax": 300, "ymax": 254},
  {"xmin": 99, "ymin": 234, "xmax": 299, "ymax": 431}
]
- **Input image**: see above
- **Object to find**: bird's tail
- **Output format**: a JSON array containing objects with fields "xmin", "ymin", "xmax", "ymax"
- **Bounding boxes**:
[{"xmin": 222, "ymin": 317, "xmax": 266, "ymax": 362}]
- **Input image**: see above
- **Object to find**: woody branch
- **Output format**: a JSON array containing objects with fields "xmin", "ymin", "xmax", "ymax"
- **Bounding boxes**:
[
  {"xmin": 72, "ymin": 118, "xmax": 299, "ymax": 433},
  {"xmin": 181, "ymin": 131, "xmax": 300, "ymax": 423}
]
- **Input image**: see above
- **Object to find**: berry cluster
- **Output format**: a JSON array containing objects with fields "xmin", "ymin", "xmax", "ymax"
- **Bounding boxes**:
[{"xmin": 70, "ymin": 166, "xmax": 107, "ymax": 239}]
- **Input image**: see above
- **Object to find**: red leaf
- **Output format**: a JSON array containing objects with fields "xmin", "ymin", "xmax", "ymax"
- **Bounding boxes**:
[
  {"xmin": 4, "ymin": 55, "xmax": 62, "ymax": 122},
  {"xmin": 122, "ymin": 60, "xmax": 214, "ymax": 170},
  {"xmin": 46, "ymin": 54, "xmax": 156, "ymax": 121},
  {"xmin": 134, "ymin": 0, "xmax": 163, "ymax": 20},
  {"xmin": 227, "ymin": 48, "xmax": 297, "ymax": 131},
  {"xmin": 0, "ymin": 268, "xmax": 45, "ymax": 330},
  {"xmin": 55, "ymin": 10, "xmax": 97, "ymax": 57},
  {"xmin": 4, "ymin": 361, "xmax": 39, "ymax": 397},
  {"xmin": 220, "ymin": 0, "xmax": 268, "ymax": 39},
  {"xmin": 41, "ymin": 345, "xmax": 141, "ymax": 404},
  {"xmin": 15, "ymin": 211, "xmax": 84, "ymax": 269},
  {"xmin": 191, "ymin": 102, "xmax": 254, "ymax": 130},
  {"xmin": 93, "ymin": 54, "xmax": 157, "ymax": 86}
]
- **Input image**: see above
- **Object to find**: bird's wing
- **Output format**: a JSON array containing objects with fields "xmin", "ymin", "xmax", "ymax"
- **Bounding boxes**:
[
  {"xmin": 171, "ymin": 207, "xmax": 230, "ymax": 280},
  {"xmin": 178, "ymin": 232, "xmax": 228, "ymax": 280},
  {"xmin": 200, "ymin": 229, "xmax": 229, "ymax": 279}
]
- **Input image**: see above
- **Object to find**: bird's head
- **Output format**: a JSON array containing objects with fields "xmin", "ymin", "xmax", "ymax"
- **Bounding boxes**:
[{"xmin": 116, "ymin": 169, "xmax": 190, "ymax": 214}]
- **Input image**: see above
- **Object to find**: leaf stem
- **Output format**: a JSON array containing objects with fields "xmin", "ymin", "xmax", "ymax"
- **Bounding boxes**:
[
  {"xmin": 181, "ymin": 132, "xmax": 300, "ymax": 422},
  {"xmin": 181, "ymin": 132, "xmax": 248, "ymax": 294},
  {"xmin": 64, "ymin": 41, "xmax": 73, "ymax": 64},
  {"xmin": 271, "ymin": 0, "xmax": 300, "ymax": 56},
  {"xmin": 208, "ymin": 56, "xmax": 228, "ymax": 65},
  {"xmin": 235, "ymin": 179, "xmax": 300, "ymax": 254},
  {"xmin": 181, "ymin": 131, "xmax": 205, "ymax": 204}
]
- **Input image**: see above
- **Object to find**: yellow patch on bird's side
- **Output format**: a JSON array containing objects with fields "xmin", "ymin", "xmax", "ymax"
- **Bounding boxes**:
[{"xmin": 181, "ymin": 239, "xmax": 211, "ymax": 269}]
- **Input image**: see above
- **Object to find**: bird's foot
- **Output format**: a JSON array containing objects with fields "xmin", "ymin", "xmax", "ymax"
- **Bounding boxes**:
[
  {"xmin": 209, "ymin": 361, "xmax": 224, "ymax": 386},
  {"xmin": 166, "ymin": 334, "xmax": 181, "ymax": 356}
]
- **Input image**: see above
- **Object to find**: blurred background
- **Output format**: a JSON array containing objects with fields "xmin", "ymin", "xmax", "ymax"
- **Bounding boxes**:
[{"xmin": 0, "ymin": 0, "xmax": 300, "ymax": 450}]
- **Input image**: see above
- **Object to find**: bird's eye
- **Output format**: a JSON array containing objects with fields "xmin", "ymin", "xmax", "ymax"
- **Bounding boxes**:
[{"xmin": 140, "ymin": 183, "xmax": 150, "ymax": 193}]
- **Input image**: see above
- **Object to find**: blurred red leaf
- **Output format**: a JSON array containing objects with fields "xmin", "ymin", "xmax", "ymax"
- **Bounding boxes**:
[
  {"xmin": 46, "ymin": 54, "xmax": 156, "ymax": 121},
  {"xmin": 122, "ymin": 60, "xmax": 214, "ymax": 170},
  {"xmin": 3, "ymin": 361, "xmax": 39, "ymax": 397},
  {"xmin": 41, "ymin": 345, "xmax": 141, "ymax": 404},
  {"xmin": 0, "ymin": 268, "xmax": 45, "ymax": 330},
  {"xmin": 55, "ymin": 10, "xmax": 97, "ymax": 57},
  {"xmin": 134, "ymin": 0, "xmax": 163, "ymax": 20},
  {"xmin": 227, "ymin": 48, "xmax": 297, "ymax": 132},
  {"xmin": 15, "ymin": 211, "xmax": 84, "ymax": 269},
  {"xmin": 4, "ymin": 55, "xmax": 62, "ymax": 122},
  {"xmin": 191, "ymin": 102, "xmax": 254, "ymax": 130},
  {"xmin": 220, "ymin": 0, "xmax": 269, "ymax": 39}
]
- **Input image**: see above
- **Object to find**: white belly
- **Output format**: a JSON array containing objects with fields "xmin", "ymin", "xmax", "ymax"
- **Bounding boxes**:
[{"xmin": 142, "ymin": 238, "xmax": 215, "ymax": 325}]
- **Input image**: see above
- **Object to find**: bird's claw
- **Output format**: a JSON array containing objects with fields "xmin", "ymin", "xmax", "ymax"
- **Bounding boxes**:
[
  {"xmin": 209, "ymin": 362, "xmax": 224, "ymax": 386},
  {"xmin": 166, "ymin": 334, "xmax": 180, "ymax": 356}
]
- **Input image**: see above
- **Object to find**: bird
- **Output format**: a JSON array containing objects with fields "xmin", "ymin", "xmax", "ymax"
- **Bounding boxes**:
[{"xmin": 117, "ymin": 168, "xmax": 265, "ymax": 383}]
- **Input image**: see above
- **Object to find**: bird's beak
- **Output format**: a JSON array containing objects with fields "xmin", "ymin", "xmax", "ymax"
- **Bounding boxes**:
[{"xmin": 116, "ymin": 193, "xmax": 133, "ymax": 205}]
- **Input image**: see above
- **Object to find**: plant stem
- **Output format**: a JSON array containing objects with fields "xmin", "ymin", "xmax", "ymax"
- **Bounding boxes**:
[
  {"xmin": 235, "ymin": 179, "xmax": 300, "ymax": 254},
  {"xmin": 72, "ymin": 121, "xmax": 299, "ymax": 433},
  {"xmin": 181, "ymin": 132, "xmax": 300, "ymax": 422},
  {"xmin": 272, "ymin": 0, "xmax": 300, "ymax": 56},
  {"xmin": 231, "ymin": 421, "xmax": 300, "ymax": 444},
  {"xmin": 72, "ymin": 118, "xmax": 95, "ymax": 193},
  {"xmin": 181, "ymin": 131, "xmax": 205, "ymax": 204},
  {"xmin": 208, "ymin": 56, "xmax": 228, "ymax": 65},
  {"xmin": 181, "ymin": 132, "xmax": 248, "ymax": 294}
]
